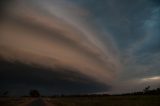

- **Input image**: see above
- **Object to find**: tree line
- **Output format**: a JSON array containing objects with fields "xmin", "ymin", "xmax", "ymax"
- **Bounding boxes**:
[
  {"xmin": 121, "ymin": 86, "xmax": 160, "ymax": 96},
  {"xmin": 0, "ymin": 86, "xmax": 160, "ymax": 97}
]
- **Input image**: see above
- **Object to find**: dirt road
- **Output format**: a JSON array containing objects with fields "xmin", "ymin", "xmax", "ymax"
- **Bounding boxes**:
[{"xmin": 25, "ymin": 98, "xmax": 54, "ymax": 106}]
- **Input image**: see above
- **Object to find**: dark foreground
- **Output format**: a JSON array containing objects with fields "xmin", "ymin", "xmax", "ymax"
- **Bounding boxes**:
[{"xmin": 0, "ymin": 96, "xmax": 160, "ymax": 106}]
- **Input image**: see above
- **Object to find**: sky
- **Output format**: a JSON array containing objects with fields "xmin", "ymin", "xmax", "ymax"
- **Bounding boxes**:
[{"xmin": 0, "ymin": 0, "xmax": 160, "ymax": 96}]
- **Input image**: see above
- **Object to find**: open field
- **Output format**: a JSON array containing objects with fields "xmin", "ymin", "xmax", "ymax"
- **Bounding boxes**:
[
  {"xmin": 47, "ymin": 96, "xmax": 160, "ymax": 106},
  {"xmin": 0, "ymin": 96, "xmax": 160, "ymax": 106}
]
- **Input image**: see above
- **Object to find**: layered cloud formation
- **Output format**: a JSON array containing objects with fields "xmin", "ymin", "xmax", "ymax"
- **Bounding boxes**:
[
  {"xmin": 0, "ymin": 0, "xmax": 160, "ymax": 95},
  {"xmin": 0, "ymin": 0, "xmax": 121, "ymax": 84}
]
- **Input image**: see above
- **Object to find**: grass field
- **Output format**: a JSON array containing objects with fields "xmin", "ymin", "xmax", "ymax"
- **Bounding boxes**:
[
  {"xmin": 46, "ymin": 96, "xmax": 160, "ymax": 106},
  {"xmin": 0, "ymin": 97, "xmax": 33, "ymax": 106},
  {"xmin": 0, "ymin": 96, "xmax": 160, "ymax": 106}
]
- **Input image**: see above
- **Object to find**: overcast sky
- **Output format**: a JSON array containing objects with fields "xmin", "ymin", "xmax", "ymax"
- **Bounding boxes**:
[{"xmin": 0, "ymin": 0, "xmax": 160, "ymax": 96}]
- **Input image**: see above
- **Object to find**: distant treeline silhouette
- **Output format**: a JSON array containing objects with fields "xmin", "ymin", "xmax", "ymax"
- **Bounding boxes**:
[
  {"xmin": 50, "ymin": 86, "xmax": 160, "ymax": 97},
  {"xmin": 121, "ymin": 86, "xmax": 160, "ymax": 96},
  {"xmin": 0, "ymin": 86, "xmax": 160, "ymax": 97},
  {"xmin": 0, "ymin": 90, "xmax": 9, "ymax": 97},
  {"xmin": 51, "ymin": 86, "xmax": 160, "ymax": 97}
]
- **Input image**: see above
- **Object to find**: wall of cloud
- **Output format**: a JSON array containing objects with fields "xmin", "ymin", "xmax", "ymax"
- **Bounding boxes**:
[{"xmin": 0, "ymin": 0, "xmax": 120, "ymax": 86}]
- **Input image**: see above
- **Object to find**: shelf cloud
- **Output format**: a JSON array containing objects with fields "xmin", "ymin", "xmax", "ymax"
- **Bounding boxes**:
[{"xmin": 0, "ymin": 0, "xmax": 160, "ymax": 95}]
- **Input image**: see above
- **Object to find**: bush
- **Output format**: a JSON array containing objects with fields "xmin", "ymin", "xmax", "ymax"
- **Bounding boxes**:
[{"xmin": 29, "ymin": 89, "xmax": 40, "ymax": 97}]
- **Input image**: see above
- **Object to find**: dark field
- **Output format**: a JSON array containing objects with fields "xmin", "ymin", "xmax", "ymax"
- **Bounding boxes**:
[
  {"xmin": 47, "ymin": 96, "xmax": 160, "ymax": 106},
  {"xmin": 0, "ymin": 96, "xmax": 160, "ymax": 106}
]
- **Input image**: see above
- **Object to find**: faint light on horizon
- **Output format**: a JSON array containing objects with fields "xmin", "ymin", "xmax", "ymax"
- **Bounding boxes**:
[{"xmin": 141, "ymin": 76, "xmax": 160, "ymax": 82}]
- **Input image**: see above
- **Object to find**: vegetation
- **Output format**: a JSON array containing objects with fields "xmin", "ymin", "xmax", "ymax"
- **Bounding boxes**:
[
  {"xmin": 0, "ymin": 87, "xmax": 160, "ymax": 106},
  {"xmin": 121, "ymin": 86, "xmax": 160, "ymax": 96},
  {"xmin": 0, "ymin": 95, "xmax": 160, "ymax": 106},
  {"xmin": 46, "ymin": 95, "xmax": 160, "ymax": 106},
  {"xmin": 0, "ymin": 90, "xmax": 9, "ymax": 97},
  {"xmin": 29, "ymin": 89, "xmax": 40, "ymax": 97}
]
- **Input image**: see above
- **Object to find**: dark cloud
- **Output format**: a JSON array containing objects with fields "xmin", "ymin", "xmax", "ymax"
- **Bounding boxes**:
[
  {"xmin": 74, "ymin": 0, "xmax": 160, "ymax": 93},
  {"xmin": 0, "ymin": 0, "xmax": 11, "ymax": 18},
  {"xmin": 73, "ymin": 0, "xmax": 159, "ymax": 54},
  {"xmin": 0, "ymin": 0, "xmax": 160, "ymax": 94},
  {"xmin": 151, "ymin": 0, "xmax": 160, "ymax": 6},
  {"xmin": 0, "ymin": 60, "xmax": 110, "ymax": 96},
  {"xmin": 0, "ymin": 0, "xmax": 119, "ymax": 85}
]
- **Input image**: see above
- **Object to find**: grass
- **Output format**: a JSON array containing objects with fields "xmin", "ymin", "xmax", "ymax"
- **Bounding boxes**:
[
  {"xmin": 0, "ymin": 97, "xmax": 31, "ymax": 106},
  {"xmin": 46, "ymin": 95, "xmax": 160, "ymax": 106},
  {"xmin": 0, "ymin": 96, "xmax": 160, "ymax": 106}
]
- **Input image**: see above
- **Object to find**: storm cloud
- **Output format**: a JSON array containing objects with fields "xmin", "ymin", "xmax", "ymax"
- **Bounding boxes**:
[{"xmin": 0, "ymin": 0, "xmax": 160, "ymax": 95}]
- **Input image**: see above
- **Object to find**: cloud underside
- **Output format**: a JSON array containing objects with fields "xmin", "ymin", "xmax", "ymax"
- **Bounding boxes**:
[
  {"xmin": 0, "ymin": 60, "xmax": 110, "ymax": 95},
  {"xmin": 0, "ymin": 0, "xmax": 120, "ymax": 86},
  {"xmin": 0, "ymin": 0, "xmax": 160, "ymax": 94}
]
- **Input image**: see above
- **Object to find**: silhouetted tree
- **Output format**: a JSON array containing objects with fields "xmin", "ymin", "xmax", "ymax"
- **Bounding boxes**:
[
  {"xmin": 143, "ymin": 86, "xmax": 150, "ymax": 93},
  {"xmin": 29, "ymin": 89, "xmax": 40, "ymax": 97},
  {"xmin": 0, "ymin": 90, "xmax": 9, "ymax": 97},
  {"xmin": 121, "ymin": 86, "xmax": 160, "ymax": 96}
]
